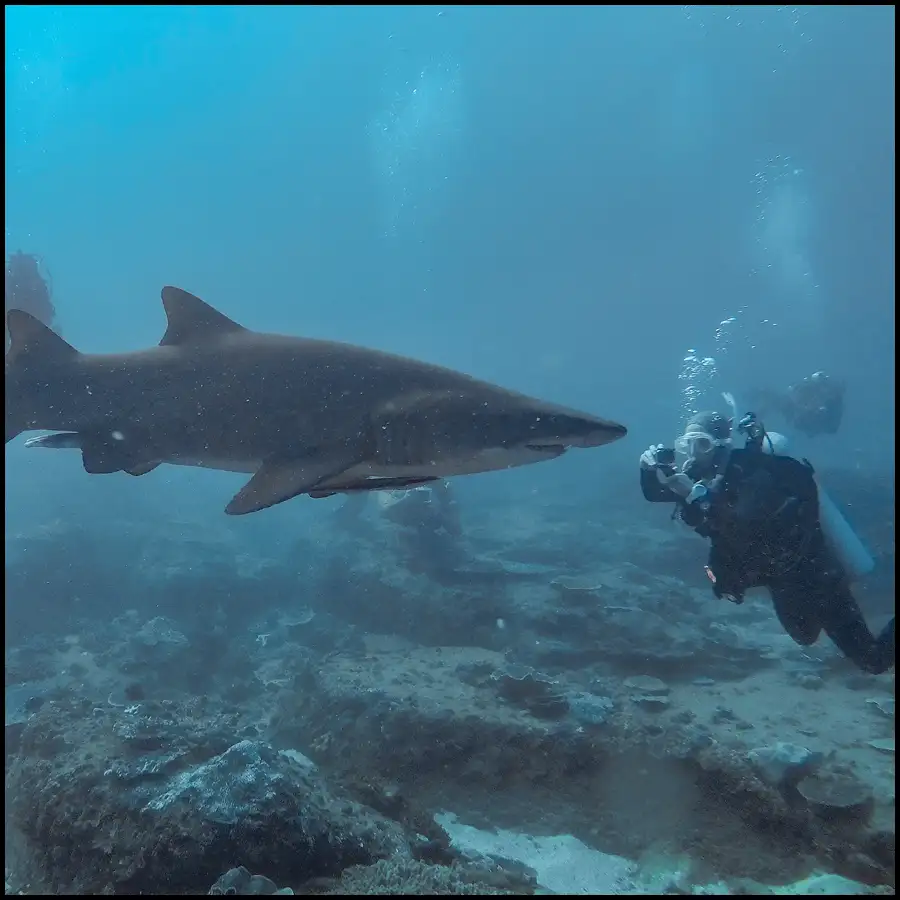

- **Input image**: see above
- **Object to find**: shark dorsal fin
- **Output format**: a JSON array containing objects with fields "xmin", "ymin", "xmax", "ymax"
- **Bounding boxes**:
[
  {"xmin": 6, "ymin": 309, "xmax": 79, "ymax": 365},
  {"xmin": 159, "ymin": 286, "xmax": 247, "ymax": 347}
]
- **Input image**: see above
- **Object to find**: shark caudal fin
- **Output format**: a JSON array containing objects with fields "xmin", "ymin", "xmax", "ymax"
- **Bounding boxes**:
[{"xmin": 5, "ymin": 308, "xmax": 80, "ymax": 443}]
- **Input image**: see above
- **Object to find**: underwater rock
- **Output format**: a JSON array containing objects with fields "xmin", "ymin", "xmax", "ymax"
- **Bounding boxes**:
[
  {"xmin": 313, "ymin": 547, "xmax": 516, "ymax": 651},
  {"xmin": 329, "ymin": 857, "xmax": 521, "ymax": 894},
  {"xmin": 209, "ymin": 866, "xmax": 294, "ymax": 894},
  {"xmin": 747, "ymin": 742, "xmax": 823, "ymax": 787},
  {"xmin": 316, "ymin": 515, "xmax": 778, "ymax": 680},
  {"xmin": 5, "ymin": 678, "xmax": 67, "ymax": 726},
  {"xmin": 794, "ymin": 673, "xmax": 826, "ymax": 691},
  {"xmin": 566, "ymin": 691, "xmax": 614, "ymax": 726},
  {"xmin": 132, "ymin": 616, "xmax": 190, "ymax": 660},
  {"xmin": 491, "ymin": 665, "xmax": 570, "ymax": 720},
  {"xmin": 867, "ymin": 738, "xmax": 894, "ymax": 755},
  {"xmin": 865, "ymin": 697, "xmax": 895, "ymax": 719},
  {"xmin": 623, "ymin": 675, "xmax": 670, "ymax": 696},
  {"xmin": 770, "ymin": 872, "xmax": 889, "ymax": 894},
  {"xmin": 632, "ymin": 694, "xmax": 671, "ymax": 712},
  {"xmin": 435, "ymin": 813, "xmax": 636, "ymax": 895},
  {"xmin": 6, "ymin": 700, "xmax": 412, "ymax": 894},
  {"xmin": 796, "ymin": 773, "xmax": 876, "ymax": 822}
]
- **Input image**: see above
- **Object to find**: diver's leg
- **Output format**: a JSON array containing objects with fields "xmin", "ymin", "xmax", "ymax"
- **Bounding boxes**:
[
  {"xmin": 819, "ymin": 584, "xmax": 895, "ymax": 674},
  {"xmin": 769, "ymin": 583, "xmax": 823, "ymax": 646}
]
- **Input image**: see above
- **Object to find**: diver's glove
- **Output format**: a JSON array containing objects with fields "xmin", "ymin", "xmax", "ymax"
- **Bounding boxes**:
[{"xmin": 640, "ymin": 444, "xmax": 666, "ymax": 469}]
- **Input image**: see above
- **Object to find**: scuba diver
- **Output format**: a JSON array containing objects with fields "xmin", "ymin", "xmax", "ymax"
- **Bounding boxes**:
[
  {"xmin": 5, "ymin": 251, "xmax": 57, "ymax": 337},
  {"xmin": 639, "ymin": 410, "xmax": 894, "ymax": 674},
  {"xmin": 749, "ymin": 371, "xmax": 845, "ymax": 438}
]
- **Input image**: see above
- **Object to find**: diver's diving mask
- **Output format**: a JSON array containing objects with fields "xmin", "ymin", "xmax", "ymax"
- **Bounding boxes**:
[{"xmin": 674, "ymin": 431, "xmax": 730, "ymax": 460}]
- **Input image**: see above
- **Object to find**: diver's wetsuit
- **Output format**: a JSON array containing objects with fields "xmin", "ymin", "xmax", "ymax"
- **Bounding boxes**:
[{"xmin": 641, "ymin": 449, "xmax": 895, "ymax": 674}]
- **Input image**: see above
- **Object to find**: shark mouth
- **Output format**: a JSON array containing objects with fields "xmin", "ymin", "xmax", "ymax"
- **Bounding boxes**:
[
  {"xmin": 526, "ymin": 443, "xmax": 567, "ymax": 454},
  {"xmin": 514, "ymin": 444, "xmax": 569, "ymax": 464}
]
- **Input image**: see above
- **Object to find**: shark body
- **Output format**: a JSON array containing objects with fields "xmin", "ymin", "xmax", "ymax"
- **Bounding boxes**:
[{"xmin": 6, "ymin": 286, "xmax": 627, "ymax": 514}]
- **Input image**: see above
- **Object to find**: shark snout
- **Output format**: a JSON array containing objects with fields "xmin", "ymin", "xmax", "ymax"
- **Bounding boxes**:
[{"xmin": 527, "ymin": 412, "xmax": 628, "ymax": 450}]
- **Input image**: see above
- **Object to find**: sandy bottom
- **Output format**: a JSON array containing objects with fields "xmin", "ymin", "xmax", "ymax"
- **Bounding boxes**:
[{"xmin": 436, "ymin": 811, "xmax": 889, "ymax": 895}]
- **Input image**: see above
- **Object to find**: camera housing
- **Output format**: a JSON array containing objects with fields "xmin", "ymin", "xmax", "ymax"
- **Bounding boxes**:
[{"xmin": 656, "ymin": 447, "xmax": 676, "ymax": 467}]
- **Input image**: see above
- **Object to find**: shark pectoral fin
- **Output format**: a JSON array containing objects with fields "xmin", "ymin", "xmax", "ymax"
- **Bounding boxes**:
[
  {"xmin": 159, "ymin": 287, "xmax": 247, "ymax": 347},
  {"xmin": 225, "ymin": 457, "xmax": 355, "ymax": 515}
]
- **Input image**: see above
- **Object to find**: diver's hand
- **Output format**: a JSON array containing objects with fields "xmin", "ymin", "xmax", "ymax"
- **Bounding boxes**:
[
  {"xmin": 658, "ymin": 471, "xmax": 694, "ymax": 498},
  {"xmin": 640, "ymin": 444, "xmax": 666, "ymax": 469}
]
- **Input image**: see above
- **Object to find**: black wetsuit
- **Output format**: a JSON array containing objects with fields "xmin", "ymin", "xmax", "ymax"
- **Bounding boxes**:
[{"xmin": 641, "ymin": 449, "xmax": 894, "ymax": 674}]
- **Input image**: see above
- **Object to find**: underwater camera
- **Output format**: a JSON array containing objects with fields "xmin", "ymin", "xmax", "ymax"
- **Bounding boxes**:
[{"xmin": 656, "ymin": 447, "xmax": 676, "ymax": 467}]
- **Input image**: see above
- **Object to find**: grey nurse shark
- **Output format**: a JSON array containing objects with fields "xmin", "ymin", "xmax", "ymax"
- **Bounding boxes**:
[{"xmin": 5, "ymin": 286, "xmax": 627, "ymax": 515}]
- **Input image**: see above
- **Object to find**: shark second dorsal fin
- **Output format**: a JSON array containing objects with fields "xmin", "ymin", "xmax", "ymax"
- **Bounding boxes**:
[
  {"xmin": 6, "ymin": 309, "xmax": 79, "ymax": 365},
  {"xmin": 159, "ymin": 286, "xmax": 247, "ymax": 347}
]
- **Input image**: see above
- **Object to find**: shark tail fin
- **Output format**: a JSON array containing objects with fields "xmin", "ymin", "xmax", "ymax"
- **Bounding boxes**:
[{"xmin": 5, "ymin": 309, "xmax": 80, "ymax": 443}]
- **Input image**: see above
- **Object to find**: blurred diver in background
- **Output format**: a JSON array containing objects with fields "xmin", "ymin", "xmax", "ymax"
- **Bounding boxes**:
[
  {"xmin": 5, "ymin": 251, "xmax": 57, "ymax": 348},
  {"xmin": 378, "ymin": 479, "xmax": 462, "ymax": 536},
  {"xmin": 378, "ymin": 479, "xmax": 465, "ymax": 573},
  {"xmin": 749, "ymin": 371, "xmax": 845, "ymax": 438},
  {"xmin": 339, "ymin": 480, "xmax": 465, "ymax": 574},
  {"xmin": 639, "ymin": 409, "xmax": 894, "ymax": 674}
]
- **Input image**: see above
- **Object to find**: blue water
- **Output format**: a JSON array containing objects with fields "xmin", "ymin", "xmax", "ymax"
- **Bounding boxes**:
[{"xmin": 4, "ymin": 6, "xmax": 895, "ymax": 895}]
